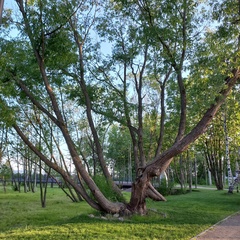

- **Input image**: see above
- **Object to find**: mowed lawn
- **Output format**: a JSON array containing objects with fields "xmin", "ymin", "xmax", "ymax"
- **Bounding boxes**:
[{"xmin": 0, "ymin": 186, "xmax": 239, "ymax": 240}]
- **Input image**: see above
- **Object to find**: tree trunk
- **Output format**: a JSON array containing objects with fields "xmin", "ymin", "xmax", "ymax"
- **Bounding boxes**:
[
  {"xmin": 3, "ymin": 176, "xmax": 6, "ymax": 193},
  {"xmin": 194, "ymin": 156, "xmax": 197, "ymax": 189},
  {"xmin": 188, "ymin": 160, "xmax": 192, "ymax": 192},
  {"xmin": 128, "ymin": 176, "xmax": 166, "ymax": 214}
]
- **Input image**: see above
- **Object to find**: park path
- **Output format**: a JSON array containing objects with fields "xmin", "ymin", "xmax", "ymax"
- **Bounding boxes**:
[{"xmin": 192, "ymin": 212, "xmax": 240, "ymax": 239}]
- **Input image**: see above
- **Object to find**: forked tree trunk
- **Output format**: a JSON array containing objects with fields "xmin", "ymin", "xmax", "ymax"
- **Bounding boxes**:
[
  {"xmin": 128, "ymin": 177, "xmax": 166, "ymax": 214},
  {"xmin": 127, "ymin": 70, "xmax": 240, "ymax": 213},
  {"xmin": 127, "ymin": 159, "xmax": 171, "ymax": 214}
]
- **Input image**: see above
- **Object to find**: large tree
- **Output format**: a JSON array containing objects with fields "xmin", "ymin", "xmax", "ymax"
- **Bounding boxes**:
[{"xmin": 0, "ymin": 0, "xmax": 239, "ymax": 215}]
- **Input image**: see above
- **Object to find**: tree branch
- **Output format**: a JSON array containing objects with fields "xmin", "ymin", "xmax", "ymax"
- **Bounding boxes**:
[{"xmin": 146, "ymin": 182, "xmax": 166, "ymax": 201}]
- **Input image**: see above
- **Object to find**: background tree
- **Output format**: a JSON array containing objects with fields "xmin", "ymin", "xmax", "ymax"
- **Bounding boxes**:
[
  {"xmin": 193, "ymin": 94, "xmax": 240, "ymax": 190},
  {"xmin": 107, "ymin": 125, "xmax": 132, "ymax": 181},
  {"xmin": 0, "ymin": 162, "xmax": 11, "ymax": 192},
  {"xmin": 202, "ymin": 116, "xmax": 226, "ymax": 190}
]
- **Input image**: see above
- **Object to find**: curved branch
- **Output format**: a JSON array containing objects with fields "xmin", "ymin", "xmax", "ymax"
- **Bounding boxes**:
[
  {"xmin": 156, "ymin": 66, "xmax": 172, "ymax": 156},
  {"xmin": 146, "ymin": 182, "xmax": 166, "ymax": 201},
  {"xmin": 70, "ymin": 17, "xmax": 123, "ymax": 197},
  {"xmin": 17, "ymin": 80, "xmax": 60, "ymax": 126}
]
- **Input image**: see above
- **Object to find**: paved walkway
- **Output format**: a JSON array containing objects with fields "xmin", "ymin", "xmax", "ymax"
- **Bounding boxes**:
[{"xmin": 192, "ymin": 212, "xmax": 240, "ymax": 239}]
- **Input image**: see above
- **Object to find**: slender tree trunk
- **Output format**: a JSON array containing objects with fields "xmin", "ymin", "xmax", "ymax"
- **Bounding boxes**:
[
  {"xmin": 188, "ymin": 160, "xmax": 192, "ymax": 192},
  {"xmin": 3, "ymin": 176, "xmax": 6, "ymax": 193},
  {"xmin": 23, "ymin": 155, "xmax": 28, "ymax": 193},
  {"xmin": 224, "ymin": 108, "xmax": 234, "ymax": 192},
  {"xmin": 69, "ymin": 18, "xmax": 122, "ymax": 197},
  {"xmin": 17, "ymin": 158, "xmax": 21, "ymax": 192},
  {"xmin": 194, "ymin": 156, "xmax": 197, "ymax": 189},
  {"xmin": 156, "ymin": 67, "xmax": 172, "ymax": 156}
]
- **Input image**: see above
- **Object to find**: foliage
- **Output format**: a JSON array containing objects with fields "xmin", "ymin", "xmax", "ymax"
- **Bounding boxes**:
[
  {"xmin": 0, "ymin": 162, "xmax": 11, "ymax": 181},
  {"xmin": 106, "ymin": 125, "xmax": 132, "ymax": 179},
  {"xmin": 156, "ymin": 178, "xmax": 175, "ymax": 196},
  {"xmin": 92, "ymin": 175, "xmax": 126, "ymax": 202},
  {"xmin": 194, "ymin": 97, "xmax": 240, "ymax": 189}
]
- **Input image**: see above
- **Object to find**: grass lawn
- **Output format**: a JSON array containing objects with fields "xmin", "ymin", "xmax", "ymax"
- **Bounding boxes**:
[{"xmin": 0, "ymin": 186, "xmax": 239, "ymax": 240}]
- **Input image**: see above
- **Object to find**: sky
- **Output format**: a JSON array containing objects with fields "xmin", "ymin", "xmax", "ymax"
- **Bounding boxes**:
[{"xmin": 1, "ymin": 0, "xmax": 19, "ymax": 38}]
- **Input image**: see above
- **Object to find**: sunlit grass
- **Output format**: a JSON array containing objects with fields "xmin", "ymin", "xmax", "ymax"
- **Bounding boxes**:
[{"xmin": 0, "ymin": 186, "xmax": 239, "ymax": 239}]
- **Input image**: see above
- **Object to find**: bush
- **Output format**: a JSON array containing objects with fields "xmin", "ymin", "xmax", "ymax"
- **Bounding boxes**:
[
  {"xmin": 157, "ymin": 179, "xmax": 175, "ymax": 196},
  {"xmin": 92, "ymin": 175, "xmax": 126, "ymax": 202},
  {"xmin": 12, "ymin": 185, "xmax": 19, "ymax": 191}
]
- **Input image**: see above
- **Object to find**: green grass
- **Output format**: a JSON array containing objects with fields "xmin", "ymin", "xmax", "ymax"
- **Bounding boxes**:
[{"xmin": 0, "ymin": 186, "xmax": 239, "ymax": 240}]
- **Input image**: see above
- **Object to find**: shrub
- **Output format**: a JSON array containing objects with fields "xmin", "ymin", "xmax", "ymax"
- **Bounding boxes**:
[
  {"xmin": 157, "ymin": 179, "xmax": 175, "ymax": 196},
  {"xmin": 92, "ymin": 175, "xmax": 126, "ymax": 202}
]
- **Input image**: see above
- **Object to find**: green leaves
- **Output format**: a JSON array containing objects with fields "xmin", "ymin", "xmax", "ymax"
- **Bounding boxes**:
[{"xmin": 0, "ymin": 97, "xmax": 17, "ymax": 127}]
